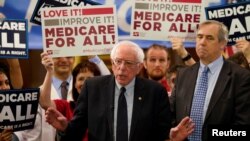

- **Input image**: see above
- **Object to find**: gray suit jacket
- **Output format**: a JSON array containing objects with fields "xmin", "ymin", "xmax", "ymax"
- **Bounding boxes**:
[
  {"xmin": 171, "ymin": 60, "xmax": 250, "ymax": 141},
  {"xmin": 62, "ymin": 75, "xmax": 172, "ymax": 141}
]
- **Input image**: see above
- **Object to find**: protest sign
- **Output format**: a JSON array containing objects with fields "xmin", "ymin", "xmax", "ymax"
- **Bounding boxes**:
[
  {"xmin": 0, "ymin": 88, "xmax": 40, "ymax": 131},
  {"xmin": 130, "ymin": 0, "xmax": 204, "ymax": 42},
  {"xmin": 30, "ymin": 0, "xmax": 101, "ymax": 25},
  {"xmin": 41, "ymin": 5, "xmax": 118, "ymax": 57},
  {"xmin": 206, "ymin": 2, "xmax": 250, "ymax": 45},
  {"xmin": 0, "ymin": 19, "xmax": 28, "ymax": 58},
  {"xmin": 1, "ymin": 0, "xmax": 230, "ymax": 49}
]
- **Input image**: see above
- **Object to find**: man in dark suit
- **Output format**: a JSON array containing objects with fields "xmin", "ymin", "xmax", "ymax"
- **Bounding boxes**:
[
  {"xmin": 45, "ymin": 40, "xmax": 194, "ymax": 141},
  {"xmin": 171, "ymin": 20, "xmax": 250, "ymax": 141}
]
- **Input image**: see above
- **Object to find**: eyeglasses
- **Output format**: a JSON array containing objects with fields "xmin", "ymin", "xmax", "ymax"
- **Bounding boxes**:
[{"xmin": 112, "ymin": 58, "xmax": 139, "ymax": 69}]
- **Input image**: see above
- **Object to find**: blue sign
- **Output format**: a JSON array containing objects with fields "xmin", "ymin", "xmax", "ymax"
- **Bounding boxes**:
[
  {"xmin": 0, "ymin": 19, "xmax": 28, "ymax": 58},
  {"xmin": 0, "ymin": 88, "xmax": 40, "ymax": 132},
  {"xmin": 206, "ymin": 2, "xmax": 250, "ymax": 45}
]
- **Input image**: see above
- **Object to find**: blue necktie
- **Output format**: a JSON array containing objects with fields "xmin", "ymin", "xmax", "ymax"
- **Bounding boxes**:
[
  {"xmin": 189, "ymin": 66, "xmax": 209, "ymax": 141},
  {"xmin": 116, "ymin": 87, "xmax": 128, "ymax": 141}
]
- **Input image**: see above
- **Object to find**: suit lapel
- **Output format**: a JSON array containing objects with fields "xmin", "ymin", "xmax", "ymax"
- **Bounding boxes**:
[
  {"xmin": 184, "ymin": 64, "xmax": 200, "ymax": 116},
  {"xmin": 105, "ymin": 76, "xmax": 116, "ymax": 140},
  {"xmin": 205, "ymin": 61, "xmax": 231, "ymax": 122},
  {"xmin": 129, "ymin": 77, "xmax": 144, "ymax": 140}
]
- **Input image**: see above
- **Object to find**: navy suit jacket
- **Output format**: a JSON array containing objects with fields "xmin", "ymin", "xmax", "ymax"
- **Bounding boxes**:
[
  {"xmin": 61, "ymin": 75, "xmax": 172, "ymax": 141},
  {"xmin": 171, "ymin": 60, "xmax": 250, "ymax": 141}
]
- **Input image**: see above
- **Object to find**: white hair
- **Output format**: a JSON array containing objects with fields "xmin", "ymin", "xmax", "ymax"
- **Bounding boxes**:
[{"xmin": 110, "ymin": 40, "xmax": 145, "ymax": 63}]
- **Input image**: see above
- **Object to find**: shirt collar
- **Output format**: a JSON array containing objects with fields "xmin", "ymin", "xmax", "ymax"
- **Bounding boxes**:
[
  {"xmin": 115, "ymin": 78, "xmax": 136, "ymax": 91},
  {"xmin": 199, "ymin": 56, "xmax": 224, "ymax": 74},
  {"xmin": 52, "ymin": 75, "xmax": 72, "ymax": 89}
]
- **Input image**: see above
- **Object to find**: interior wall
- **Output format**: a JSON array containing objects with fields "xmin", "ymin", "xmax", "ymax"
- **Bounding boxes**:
[{"xmin": 20, "ymin": 50, "xmax": 45, "ymax": 88}]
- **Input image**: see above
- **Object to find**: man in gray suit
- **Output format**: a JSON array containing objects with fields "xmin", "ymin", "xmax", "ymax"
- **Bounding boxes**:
[
  {"xmin": 171, "ymin": 20, "xmax": 250, "ymax": 141},
  {"xmin": 45, "ymin": 40, "xmax": 194, "ymax": 141}
]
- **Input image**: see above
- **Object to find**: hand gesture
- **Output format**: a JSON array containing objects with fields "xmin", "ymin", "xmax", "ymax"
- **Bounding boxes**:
[
  {"xmin": 0, "ymin": 129, "xmax": 13, "ymax": 141},
  {"xmin": 235, "ymin": 39, "xmax": 250, "ymax": 60},
  {"xmin": 170, "ymin": 38, "xmax": 187, "ymax": 58},
  {"xmin": 45, "ymin": 107, "xmax": 68, "ymax": 132},
  {"xmin": 170, "ymin": 38, "xmax": 196, "ymax": 66},
  {"xmin": 41, "ymin": 52, "xmax": 54, "ymax": 73},
  {"xmin": 169, "ymin": 117, "xmax": 194, "ymax": 141}
]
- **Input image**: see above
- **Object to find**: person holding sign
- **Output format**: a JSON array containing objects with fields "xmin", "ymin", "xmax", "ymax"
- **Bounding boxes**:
[
  {"xmin": 228, "ymin": 52, "xmax": 250, "ymax": 70},
  {"xmin": 40, "ymin": 52, "xmax": 102, "ymax": 141},
  {"xmin": 170, "ymin": 37, "xmax": 250, "ymax": 70},
  {"xmin": 13, "ymin": 54, "xmax": 110, "ymax": 141},
  {"xmin": 0, "ymin": 59, "xmax": 23, "ymax": 89},
  {"xmin": 0, "ymin": 68, "xmax": 13, "ymax": 141},
  {"xmin": 0, "ymin": 12, "xmax": 24, "ymax": 141},
  {"xmin": 0, "ymin": 13, "xmax": 23, "ymax": 89},
  {"xmin": 235, "ymin": 39, "xmax": 250, "ymax": 67},
  {"xmin": 170, "ymin": 38, "xmax": 196, "ymax": 66},
  {"xmin": 0, "ymin": 129, "xmax": 12, "ymax": 141},
  {"xmin": 45, "ymin": 40, "xmax": 194, "ymax": 141}
]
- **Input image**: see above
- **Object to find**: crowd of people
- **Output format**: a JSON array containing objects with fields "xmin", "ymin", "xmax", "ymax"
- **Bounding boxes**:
[{"xmin": 1, "ymin": 8, "xmax": 250, "ymax": 141}]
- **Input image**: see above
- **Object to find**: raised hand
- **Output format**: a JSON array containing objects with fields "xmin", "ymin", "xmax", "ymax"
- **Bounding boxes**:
[
  {"xmin": 41, "ymin": 52, "xmax": 54, "ymax": 73},
  {"xmin": 235, "ymin": 39, "xmax": 250, "ymax": 63},
  {"xmin": 170, "ymin": 38, "xmax": 187, "ymax": 58}
]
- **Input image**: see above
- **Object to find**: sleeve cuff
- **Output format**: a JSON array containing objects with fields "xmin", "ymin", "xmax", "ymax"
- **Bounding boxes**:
[
  {"xmin": 182, "ymin": 53, "xmax": 192, "ymax": 61},
  {"xmin": 88, "ymin": 55, "xmax": 101, "ymax": 64}
]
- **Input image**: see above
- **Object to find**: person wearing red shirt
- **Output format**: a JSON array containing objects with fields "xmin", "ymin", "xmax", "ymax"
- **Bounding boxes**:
[{"xmin": 40, "ymin": 52, "xmax": 101, "ymax": 141}]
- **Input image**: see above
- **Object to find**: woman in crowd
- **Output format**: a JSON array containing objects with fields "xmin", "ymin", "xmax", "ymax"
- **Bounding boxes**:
[
  {"xmin": 228, "ymin": 52, "xmax": 250, "ymax": 70},
  {"xmin": 0, "ymin": 12, "xmax": 23, "ymax": 141},
  {"xmin": 0, "ymin": 68, "xmax": 13, "ymax": 141},
  {"xmin": 40, "ymin": 52, "xmax": 101, "ymax": 141}
]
